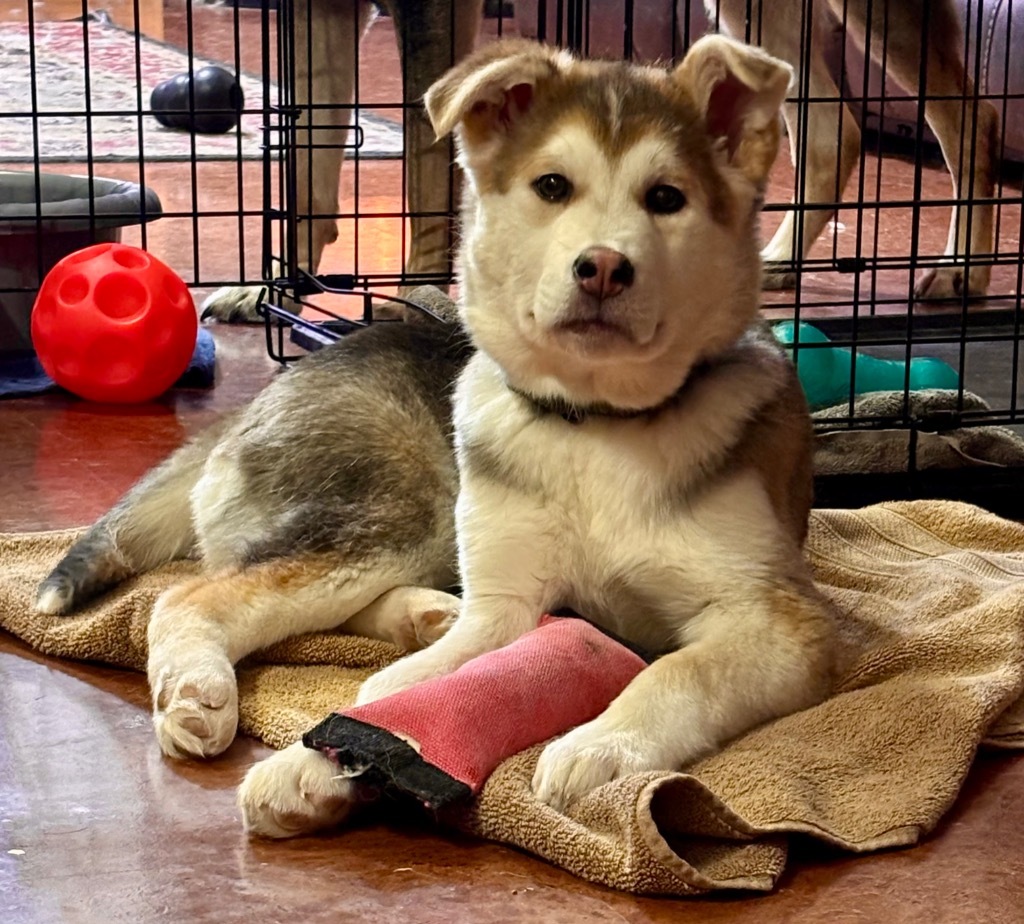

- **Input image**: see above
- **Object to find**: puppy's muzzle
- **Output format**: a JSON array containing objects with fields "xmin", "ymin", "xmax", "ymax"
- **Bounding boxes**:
[{"xmin": 573, "ymin": 247, "xmax": 635, "ymax": 300}]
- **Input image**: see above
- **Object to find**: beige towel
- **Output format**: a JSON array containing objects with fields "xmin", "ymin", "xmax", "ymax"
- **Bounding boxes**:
[{"xmin": 2, "ymin": 501, "xmax": 1023, "ymax": 896}]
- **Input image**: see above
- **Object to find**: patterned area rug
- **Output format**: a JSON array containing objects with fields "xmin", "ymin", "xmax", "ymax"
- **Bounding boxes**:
[{"xmin": 0, "ymin": 21, "xmax": 403, "ymax": 163}]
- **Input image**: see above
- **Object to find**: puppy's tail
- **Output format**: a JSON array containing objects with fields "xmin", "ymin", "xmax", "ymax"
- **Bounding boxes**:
[{"xmin": 36, "ymin": 415, "xmax": 236, "ymax": 616}]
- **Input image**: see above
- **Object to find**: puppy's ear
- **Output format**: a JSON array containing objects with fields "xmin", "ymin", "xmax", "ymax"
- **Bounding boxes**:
[
  {"xmin": 676, "ymin": 35, "xmax": 792, "ymax": 186},
  {"xmin": 425, "ymin": 39, "xmax": 563, "ymax": 145}
]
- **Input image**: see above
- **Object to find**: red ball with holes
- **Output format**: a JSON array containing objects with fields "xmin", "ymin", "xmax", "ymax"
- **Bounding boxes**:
[{"xmin": 30, "ymin": 243, "xmax": 197, "ymax": 403}]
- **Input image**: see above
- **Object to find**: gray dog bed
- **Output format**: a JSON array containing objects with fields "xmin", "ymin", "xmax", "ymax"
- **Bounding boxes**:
[
  {"xmin": 0, "ymin": 171, "xmax": 162, "ymax": 357},
  {"xmin": 813, "ymin": 390, "xmax": 1024, "ymax": 474}
]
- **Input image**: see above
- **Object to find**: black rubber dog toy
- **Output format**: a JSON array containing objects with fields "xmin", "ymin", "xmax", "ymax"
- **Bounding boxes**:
[{"xmin": 151, "ymin": 65, "xmax": 244, "ymax": 135}]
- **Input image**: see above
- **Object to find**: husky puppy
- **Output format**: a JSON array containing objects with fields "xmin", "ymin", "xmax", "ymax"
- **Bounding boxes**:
[
  {"xmin": 37, "ymin": 308, "xmax": 472, "ymax": 760},
  {"xmin": 238, "ymin": 36, "xmax": 835, "ymax": 836}
]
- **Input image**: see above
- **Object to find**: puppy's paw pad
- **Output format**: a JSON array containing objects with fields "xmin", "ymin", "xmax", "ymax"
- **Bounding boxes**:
[
  {"xmin": 238, "ymin": 742, "xmax": 356, "ymax": 838},
  {"xmin": 200, "ymin": 285, "xmax": 266, "ymax": 323},
  {"xmin": 152, "ymin": 663, "xmax": 238, "ymax": 760},
  {"xmin": 399, "ymin": 590, "xmax": 461, "ymax": 650}
]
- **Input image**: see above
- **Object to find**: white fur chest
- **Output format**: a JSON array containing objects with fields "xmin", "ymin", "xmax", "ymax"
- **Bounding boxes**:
[{"xmin": 452, "ymin": 352, "xmax": 786, "ymax": 653}]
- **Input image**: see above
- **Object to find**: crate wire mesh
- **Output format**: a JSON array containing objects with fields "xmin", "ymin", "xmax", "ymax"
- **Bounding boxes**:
[
  {"xmin": 2, "ymin": 1, "xmax": 1023, "ymax": 511},
  {"xmin": 0, "ymin": 0, "xmax": 280, "ymax": 345},
  {"xmin": 261, "ymin": 0, "xmax": 1024, "ymax": 511},
  {"xmin": 260, "ymin": 0, "xmax": 478, "ymax": 360}
]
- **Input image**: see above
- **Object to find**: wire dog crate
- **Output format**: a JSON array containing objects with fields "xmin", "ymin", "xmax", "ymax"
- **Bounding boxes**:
[
  {"xmin": 260, "ymin": 0, "xmax": 1024, "ymax": 513},
  {"xmin": 1, "ymin": 1, "xmax": 1023, "ymax": 512},
  {"xmin": 0, "ymin": 0, "xmax": 279, "ymax": 347}
]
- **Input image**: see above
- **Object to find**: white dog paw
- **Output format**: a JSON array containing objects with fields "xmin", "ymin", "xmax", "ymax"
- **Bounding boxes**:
[
  {"xmin": 199, "ymin": 285, "xmax": 267, "ymax": 323},
  {"xmin": 238, "ymin": 741, "xmax": 358, "ymax": 838},
  {"xmin": 532, "ymin": 719, "xmax": 671, "ymax": 813},
  {"xmin": 150, "ymin": 656, "xmax": 239, "ymax": 759},
  {"xmin": 397, "ymin": 589, "xmax": 460, "ymax": 651}
]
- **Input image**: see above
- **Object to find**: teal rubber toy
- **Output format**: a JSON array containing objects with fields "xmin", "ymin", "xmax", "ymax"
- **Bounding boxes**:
[{"xmin": 773, "ymin": 321, "xmax": 959, "ymax": 409}]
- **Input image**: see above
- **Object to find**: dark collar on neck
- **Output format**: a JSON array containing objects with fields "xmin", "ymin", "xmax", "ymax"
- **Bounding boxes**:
[{"xmin": 506, "ymin": 364, "xmax": 707, "ymax": 426}]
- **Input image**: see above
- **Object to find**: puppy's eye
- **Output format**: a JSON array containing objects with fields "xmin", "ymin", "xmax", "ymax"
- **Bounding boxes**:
[
  {"xmin": 533, "ymin": 173, "xmax": 572, "ymax": 203},
  {"xmin": 645, "ymin": 185, "xmax": 687, "ymax": 215}
]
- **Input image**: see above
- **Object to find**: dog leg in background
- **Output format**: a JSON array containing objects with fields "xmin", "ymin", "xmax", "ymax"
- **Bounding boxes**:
[
  {"xmin": 760, "ymin": 55, "xmax": 860, "ymax": 289},
  {"xmin": 391, "ymin": 0, "xmax": 483, "ymax": 301},
  {"xmin": 201, "ymin": 0, "xmax": 376, "ymax": 322},
  {"xmin": 34, "ymin": 415, "xmax": 237, "ymax": 616},
  {"xmin": 147, "ymin": 558, "xmax": 460, "ymax": 760},
  {"xmin": 852, "ymin": 0, "xmax": 997, "ymax": 299},
  {"xmin": 712, "ymin": 0, "xmax": 862, "ymax": 290}
]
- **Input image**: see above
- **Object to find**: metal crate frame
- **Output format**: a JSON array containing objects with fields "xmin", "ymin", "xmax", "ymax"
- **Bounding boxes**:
[{"xmin": 254, "ymin": 1, "xmax": 1024, "ymax": 513}]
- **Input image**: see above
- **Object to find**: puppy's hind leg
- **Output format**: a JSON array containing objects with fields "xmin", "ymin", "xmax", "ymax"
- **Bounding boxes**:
[
  {"xmin": 35, "ymin": 415, "xmax": 236, "ymax": 616},
  {"xmin": 147, "ymin": 552, "xmax": 454, "ymax": 760}
]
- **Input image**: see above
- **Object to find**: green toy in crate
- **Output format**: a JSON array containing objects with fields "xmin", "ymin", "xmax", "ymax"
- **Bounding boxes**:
[{"xmin": 773, "ymin": 321, "xmax": 959, "ymax": 409}]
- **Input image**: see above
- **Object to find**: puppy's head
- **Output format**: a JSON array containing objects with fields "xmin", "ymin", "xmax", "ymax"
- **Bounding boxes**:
[{"xmin": 427, "ymin": 37, "xmax": 791, "ymax": 410}]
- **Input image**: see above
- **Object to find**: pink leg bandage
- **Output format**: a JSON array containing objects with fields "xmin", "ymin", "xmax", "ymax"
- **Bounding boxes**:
[{"xmin": 303, "ymin": 614, "xmax": 648, "ymax": 808}]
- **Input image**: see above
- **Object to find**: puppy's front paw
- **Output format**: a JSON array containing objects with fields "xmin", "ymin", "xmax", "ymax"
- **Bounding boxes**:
[
  {"xmin": 150, "ymin": 655, "xmax": 238, "ymax": 759},
  {"xmin": 199, "ymin": 285, "xmax": 267, "ymax": 323},
  {"xmin": 238, "ymin": 741, "xmax": 358, "ymax": 838},
  {"xmin": 532, "ymin": 719, "xmax": 672, "ymax": 813}
]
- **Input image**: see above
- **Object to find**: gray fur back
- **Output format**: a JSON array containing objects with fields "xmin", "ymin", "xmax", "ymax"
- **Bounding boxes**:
[
  {"xmin": 38, "ymin": 309, "xmax": 472, "ymax": 614},
  {"xmin": 205, "ymin": 317, "xmax": 473, "ymax": 568}
]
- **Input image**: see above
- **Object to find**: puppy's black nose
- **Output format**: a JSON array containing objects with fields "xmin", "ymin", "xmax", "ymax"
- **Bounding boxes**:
[{"xmin": 573, "ymin": 248, "xmax": 635, "ymax": 299}]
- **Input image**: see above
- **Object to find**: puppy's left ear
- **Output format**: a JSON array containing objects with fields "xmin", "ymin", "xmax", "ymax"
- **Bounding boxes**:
[{"xmin": 676, "ymin": 35, "xmax": 792, "ymax": 187}]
